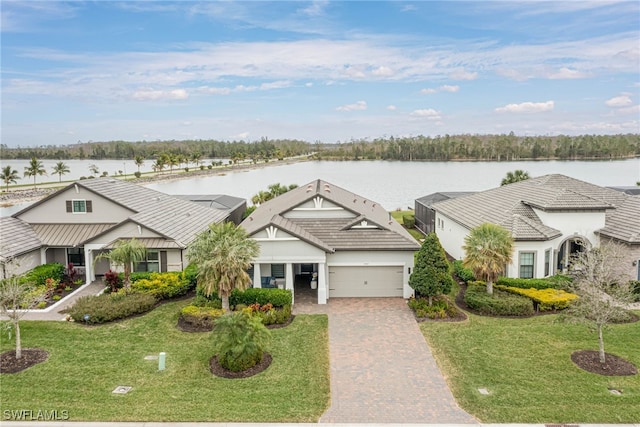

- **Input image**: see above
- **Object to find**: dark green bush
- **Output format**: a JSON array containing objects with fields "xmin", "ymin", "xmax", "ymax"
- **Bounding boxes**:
[
  {"xmin": 134, "ymin": 171, "xmax": 141, "ymax": 178},
  {"xmin": 195, "ymin": 285, "xmax": 223, "ymax": 304},
  {"xmin": 496, "ymin": 276, "xmax": 571, "ymax": 290},
  {"xmin": 123, "ymin": 272, "xmax": 153, "ymax": 283},
  {"xmin": 230, "ymin": 288, "xmax": 292, "ymax": 308},
  {"xmin": 24, "ymin": 263, "xmax": 65, "ymax": 286},
  {"xmin": 630, "ymin": 280, "xmax": 640, "ymax": 302},
  {"xmin": 452, "ymin": 260, "xmax": 475, "ymax": 283},
  {"xmin": 464, "ymin": 284, "xmax": 534, "ymax": 316},
  {"xmin": 182, "ymin": 263, "xmax": 198, "ymax": 288},
  {"xmin": 403, "ymin": 214, "xmax": 415, "ymax": 229},
  {"xmin": 193, "ymin": 294, "xmax": 222, "ymax": 309},
  {"xmin": 246, "ymin": 304, "xmax": 292, "ymax": 325},
  {"xmin": 408, "ymin": 296, "xmax": 457, "ymax": 319},
  {"xmin": 68, "ymin": 292, "xmax": 157, "ymax": 324},
  {"xmin": 214, "ymin": 312, "xmax": 271, "ymax": 372}
]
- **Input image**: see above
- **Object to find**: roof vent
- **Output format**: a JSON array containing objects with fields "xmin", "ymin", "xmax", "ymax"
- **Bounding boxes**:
[
  {"xmin": 108, "ymin": 179, "xmax": 116, "ymax": 183},
  {"xmin": 306, "ymin": 184, "xmax": 314, "ymax": 192}
]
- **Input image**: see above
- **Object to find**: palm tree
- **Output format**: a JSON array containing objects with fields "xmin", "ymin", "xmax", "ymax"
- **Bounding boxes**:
[
  {"xmin": 93, "ymin": 238, "xmax": 147, "ymax": 291},
  {"xmin": 501, "ymin": 169, "xmax": 530, "ymax": 186},
  {"xmin": 51, "ymin": 161, "xmax": 70, "ymax": 182},
  {"xmin": 134, "ymin": 155, "xmax": 144, "ymax": 173},
  {"xmin": 251, "ymin": 190, "xmax": 271, "ymax": 206},
  {"xmin": 23, "ymin": 157, "xmax": 47, "ymax": 189},
  {"xmin": 462, "ymin": 223, "xmax": 514, "ymax": 295},
  {"xmin": 1, "ymin": 165, "xmax": 20, "ymax": 192},
  {"xmin": 187, "ymin": 222, "xmax": 259, "ymax": 311},
  {"xmin": 190, "ymin": 152, "xmax": 203, "ymax": 168},
  {"xmin": 88, "ymin": 164, "xmax": 100, "ymax": 177},
  {"xmin": 168, "ymin": 153, "xmax": 179, "ymax": 174}
]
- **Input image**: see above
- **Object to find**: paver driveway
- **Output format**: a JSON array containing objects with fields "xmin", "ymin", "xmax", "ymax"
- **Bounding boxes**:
[{"xmin": 319, "ymin": 298, "xmax": 477, "ymax": 424}]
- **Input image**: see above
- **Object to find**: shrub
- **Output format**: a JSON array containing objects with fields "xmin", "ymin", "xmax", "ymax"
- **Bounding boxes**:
[
  {"xmin": 408, "ymin": 296, "xmax": 457, "ymax": 319},
  {"xmin": 193, "ymin": 294, "xmax": 222, "ymax": 309},
  {"xmin": 214, "ymin": 311, "xmax": 271, "ymax": 372},
  {"xmin": 68, "ymin": 292, "xmax": 157, "ymax": 324},
  {"xmin": 496, "ymin": 276, "xmax": 571, "ymax": 291},
  {"xmin": 243, "ymin": 303, "xmax": 292, "ymax": 325},
  {"xmin": 24, "ymin": 263, "xmax": 64, "ymax": 286},
  {"xmin": 195, "ymin": 285, "xmax": 223, "ymax": 304},
  {"xmin": 452, "ymin": 260, "xmax": 475, "ymax": 283},
  {"xmin": 130, "ymin": 272, "xmax": 192, "ymax": 300},
  {"xmin": 182, "ymin": 263, "xmax": 198, "ymax": 288},
  {"xmin": 126, "ymin": 272, "xmax": 153, "ymax": 283},
  {"xmin": 179, "ymin": 305, "xmax": 225, "ymax": 329},
  {"xmin": 184, "ymin": 167, "xmax": 190, "ymax": 172},
  {"xmin": 464, "ymin": 284, "xmax": 534, "ymax": 316},
  {"xmin": 496, "ymin": 285, "xmax": 578, "ymax": 311},
  {"xmin": 134, "ymin": 171, "xmax": 141, "ymax": 178},
  {"xmin": 104, "ymin": 270, "xmax": 123, "ymax": 293},
  {"xmin": 629, "ymin": 280, "xmax": 640, "ymax": 302},
  {"xmin": 403, "ymin": 214, "xmax": 415, "ymax": 229},
  {"xmin": 230, "ymin": 288, "xmax": 292, "ymax": 308}
]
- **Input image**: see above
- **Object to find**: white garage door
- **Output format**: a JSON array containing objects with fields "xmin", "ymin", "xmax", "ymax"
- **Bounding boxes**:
[{"xmin": 328, "ymin": 266, "xmax": 404, "ymax": 298}]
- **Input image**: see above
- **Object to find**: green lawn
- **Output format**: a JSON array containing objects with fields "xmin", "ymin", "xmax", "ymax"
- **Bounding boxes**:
[
  {"xmin": 390, "ymin": 209, "xmax": 423, "ymax": 241},
  {"xmin": 1, "ymin": 299, "xmax": 330, "ymax": 422},
  {"xmin": 420, "ymin": 311, "xmax": 640, "ymax": 423}
]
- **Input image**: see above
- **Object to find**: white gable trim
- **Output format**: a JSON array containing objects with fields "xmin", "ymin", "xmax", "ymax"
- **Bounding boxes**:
[{"xmin": 253, "ymin": 226, "xmax": 300, "ymax": 242}]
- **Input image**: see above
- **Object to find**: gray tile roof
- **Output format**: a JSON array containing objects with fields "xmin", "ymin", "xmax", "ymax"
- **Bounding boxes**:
[
  {"xmin": 0, "ymin": 217, "xmax": 42, "ymax": 259},
  {"xmin": 32, "ymin": 223, "xmax": 115, "ymax": 246},
  {"xmin": 598, "ymin": 196, "xmax": 640, "ymax": 244},
  {"xmin": 432, "ymin": 174, "xmax": 629, "ymax": 241},
  {"xmin": 12, "ymin": 178, "xmax": 230, "ymax": 249},
  {"xmin": 174, "ymin": 194, "xmax": 246, "ymax": 211},
  {"xmin": 416, "ymin": 192, "xmax": 476, "ymax": 207},
  {"xmin": 241, "ymin": 179, "xmax": 420, "ymax": 252}
]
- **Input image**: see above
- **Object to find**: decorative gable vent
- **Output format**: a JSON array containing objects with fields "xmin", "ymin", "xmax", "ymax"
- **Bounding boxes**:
[
  {"xmin": 351, "ymin": 220, "xmax": 378, "ymax": 229},
  {"xmin": 266, "ymin": 226, "xmax": 278, "ymax": 239},
  {"xmin": 313, "ymin": 196, "xmax": 324, "ymax": 209}
]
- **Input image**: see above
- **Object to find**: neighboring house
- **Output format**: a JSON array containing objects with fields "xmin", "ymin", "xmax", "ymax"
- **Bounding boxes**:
[
  {"xmin": 415, "ymin": 192, "xmax": 476, "ymax": 235},
  {"xmin": 430, "ymin": 174, "xmax": 639, "ymax": 281},
  {"xmin": 174, "ymin": 194, "xmax": 246, "ymax": 225},
  {"xmin": 241, "ymin": 179, "xmax": 420, "ymax": 304},
  {"xmin": 0, "ymin": 178, "xmax": 229, "ymax": 281}
]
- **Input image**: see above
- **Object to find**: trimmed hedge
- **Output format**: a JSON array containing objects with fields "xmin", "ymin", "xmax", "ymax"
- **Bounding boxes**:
[
  {"xmin": 130, "ymin": 272, "xmax": 193, "ymax": 300},
  {"xmin": 243, "ymin": 303, "xmax": 293, "ymax": 325},
  {"xmin": 23, "ymin": 263, "xmax": 65, "ymax": 286},
  {"xmin": 452, "ymin": 260, "xmax": 475, "ymax": 283},
  {"xmin": 464, "ymin": 284, "xmax": 534, "ymax": 316},
  {"xmin": 496, "ymin": 275, "xmax": 572, "ymax": 291},
  {"xmin": 68, "ymin": 292, "xmax": 157, "ymax": 324},
  {"xmin": 408, "ymin": 296, "xmax": 458, "ymax": 319},
  {"xmin": 179, "ymin": 305, "xmax": 225, "ymax": 329},
  {"xmin": 496, "ymin": 285, "xmax": 578, "ymax": 311},
  {"xmin": 230, "ymin": 288, "xmax": 292, "ymax": 308},
  {"xmin": 403, "ymin": 214, "xmax": 416, "ymax": 229}
]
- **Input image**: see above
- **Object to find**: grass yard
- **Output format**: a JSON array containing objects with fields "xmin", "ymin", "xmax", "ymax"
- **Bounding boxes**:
[
  {"xmin": 420, "ymin": 311, "xmax": 640, "ymax": 423},
  {"xmin": 0, "ymin": 299, "xmax": 330, "ymax": 422},
  {"xmin": 390, "ymin": 209, "xmax": 423, "ymax": 241}
]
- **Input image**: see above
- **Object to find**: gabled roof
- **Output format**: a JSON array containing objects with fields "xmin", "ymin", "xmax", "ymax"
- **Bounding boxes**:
[
  {"xmin": 32, "ymin": 223, "xmax": 115, "ymax": 246},
  {"xmin": 432, "ymin": 174, "xmax": 628, "ymax": 241},
  {"xmin": 174, "ymin": 194, "xmax": 246, "ymax": 211},
  {"xmin": 416, "ymin": 192, "xmax": 476, "ymax": 207},
  {"xmin": 598, "ymin": 196, "xmax": 640, "ymax": 244},
  {"xmin": 11, "ymin": 178, "xmax": 230, "ymax": 249},
  {"xmin": 0, "ymin": 217, "xmax": 42, "ymax": 260},
  {"xmin": 241, "ymin": 179, "xmax": 419, "ymax": 251}
]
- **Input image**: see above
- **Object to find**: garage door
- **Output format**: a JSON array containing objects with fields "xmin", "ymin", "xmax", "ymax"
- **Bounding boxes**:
[{"xmin": 328, "ymin": 266, "xmax": 404, "ymax": 298}]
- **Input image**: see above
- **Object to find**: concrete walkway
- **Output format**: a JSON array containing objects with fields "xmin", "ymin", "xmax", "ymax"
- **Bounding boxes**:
[
  {"xmin": 0, "ymin": 280, "xmax": 105, "ymax": 321},
  {"xmin": 319, "ymin": 298, "xmax": 477, "ymax": 424}
]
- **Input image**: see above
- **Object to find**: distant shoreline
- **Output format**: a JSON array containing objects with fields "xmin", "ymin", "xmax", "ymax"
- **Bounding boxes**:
[{"xmin": 0, "ymin": 156, "xmax": 310, "ymax": 207}]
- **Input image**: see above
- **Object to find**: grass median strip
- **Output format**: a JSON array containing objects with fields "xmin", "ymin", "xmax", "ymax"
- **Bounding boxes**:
[
  {"xmin": 0, "ymin": 299, "xmax": 330, "ymax": 422},
  {"xmin": 420, "ymin": 311, "xmax": 640, "ymax": 423}
]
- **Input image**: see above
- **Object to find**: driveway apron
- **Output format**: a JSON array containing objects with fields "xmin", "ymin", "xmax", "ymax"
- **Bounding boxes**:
[{"xmin": 319, "ymin": 298, "xmax": 477, "ymax": 423}]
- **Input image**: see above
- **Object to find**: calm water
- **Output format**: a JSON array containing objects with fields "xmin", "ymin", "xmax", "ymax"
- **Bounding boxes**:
[{"xmin": 3, "ymin": 158, "xmax": 638, "ymax": 216}]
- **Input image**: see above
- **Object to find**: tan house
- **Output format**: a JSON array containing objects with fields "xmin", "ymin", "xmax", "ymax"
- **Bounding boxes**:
[
  {"xmin": 241, "ymin": 179, "xmax": 420, "ymax": 304},
  {"xmin": 1, "ymin": 178, "xmax": 229, "ymax": 280}
]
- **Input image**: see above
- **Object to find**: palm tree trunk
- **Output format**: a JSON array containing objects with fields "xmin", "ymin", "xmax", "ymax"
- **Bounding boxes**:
[
  {"xmin": 221, "ymin": 295, "xmax": 230, "ymax": 311},
  {"xmin": 486, "ymin": 280, "xmax": 494, "ymax": 295},
  {"xmin": 598, "ymin": 323, "xmax": 606, "ymax": 363}
]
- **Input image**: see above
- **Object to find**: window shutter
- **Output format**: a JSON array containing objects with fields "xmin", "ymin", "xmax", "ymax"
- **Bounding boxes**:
[
  {"xmin": 160, "ymin": 251, "xmax": 167, "ymax": 273},
  {"xmin": 66, "ymin": 200, "xmax": 72, "ymax": 212},
  {"xmin": 86, "ymin": 200, "xmax": 93, "ymax": 212}
]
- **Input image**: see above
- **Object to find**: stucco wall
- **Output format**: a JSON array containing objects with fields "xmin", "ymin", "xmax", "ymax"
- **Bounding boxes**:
[
  {"xmin": 16, "ymin": 184, "xmax": 133, "ymax": 224},
  {"xmin": 600, "ymin": 238, "xmax": 640, "ymax": 282},
  {"xmin": 0, "ymin": 250, "xmax": 41, "ymax": 279},
  {"xmin": 434, "ymin": 213, "xmax": 470, "ymax": 260},
  {"xmin": 533, "ymin": 209, "xmax": 605, "ymax": 246}
]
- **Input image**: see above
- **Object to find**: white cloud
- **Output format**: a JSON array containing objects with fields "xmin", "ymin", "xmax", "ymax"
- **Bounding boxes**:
[
  {"xmin": 440, "ymin": 85, "xmax": 459, "ymax": 93},
  {"xmin": 132, "ymin": 88, "xmax": 189, "ymax": 101},
  {"xmin": 233, "ymin": 132, "xmax": 251, "ymax": 140},
  {"xmin": 299, "ymin": 1, "xmax": 329, "ymax": 17},
  {"xmin": 336, "ymin": 100, "xmax": 367, "ymax": 112},
  {"xmin": 411, "ymin": 109, "xmax": 442, "ymax": 120},
  {"xmin": 548, "ymin": 67, "xmax": 589, "ymax": 79},
  {"xmin": 420, "ymin": 88, "xmax": 437, "ymax": 94},
  {"xmin": 616, "ymin": 104, "xmax": 640, "ymax": 115},
  {"xmin": 495, "ymin": 101, "xmax": 554, "ymax": 113},
  {"xmin": 449, "ymin": 69, "xmax": 478, "ymax": 81},
  {"xmin": 386, "ymin": 105, "xmax": 397, "ymax": 111},
  {"xmin": 371, "ymin": 66, "xmax": 394, "ymax": 77},
  {"xmin": 605, "ymin": 94, "xmax": 632, "ymax": 107},
  {"xmin": 199, "ymin": 86, "xmax": 232, "ymax": 95}
]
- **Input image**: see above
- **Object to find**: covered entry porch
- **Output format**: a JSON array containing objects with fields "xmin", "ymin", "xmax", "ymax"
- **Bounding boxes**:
[{"xmin": 251, "ymin": 261, "xmax": 328, "ymax": 305}]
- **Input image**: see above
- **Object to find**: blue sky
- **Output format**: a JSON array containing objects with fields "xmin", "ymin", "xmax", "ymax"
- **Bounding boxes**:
[{"xmin": 2, "ymin": 1, "xmax": 639, "ymax": 147}]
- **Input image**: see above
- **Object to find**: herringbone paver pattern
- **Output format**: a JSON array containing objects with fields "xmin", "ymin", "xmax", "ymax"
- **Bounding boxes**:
[{"xmin": 319, "ymin": 298, "xmax": 477, "ymax": 424}]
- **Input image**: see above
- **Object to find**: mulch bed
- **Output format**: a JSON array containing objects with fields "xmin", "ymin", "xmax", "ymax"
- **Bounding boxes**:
[
  {"xmin": 177, "ymin": 314, "xmax": 295, "ymax": 333},
  {"xmin": 209, "ymin": 353, "xmax": 272, "ymax": 379},
  {"xmin": 571, "ymin": 350, "xmax": 637, "ymax": 376},
  {"xmin": 0, "ymin": 348, "xmax": 49, "ymax": 374}
]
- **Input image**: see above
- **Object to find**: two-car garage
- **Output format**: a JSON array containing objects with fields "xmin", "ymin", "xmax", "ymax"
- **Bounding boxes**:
[{"xmin": 328, "ymin": 266, "xmax": 405, "ymax": 298}]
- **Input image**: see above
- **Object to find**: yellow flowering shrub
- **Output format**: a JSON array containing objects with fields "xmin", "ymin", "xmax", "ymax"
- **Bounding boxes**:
[
  {"xmin": 495, "ymin": 285, "xmax": 578, "ymax": 311},
  {"xmin": 130, "ymin": 272, "xmax": 191, "ymax": 299}
]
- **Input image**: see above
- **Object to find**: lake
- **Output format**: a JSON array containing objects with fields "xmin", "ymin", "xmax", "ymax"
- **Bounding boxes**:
[{"xmin": 2, "ymin": 158, "xmax": 638, "ymax": 216}]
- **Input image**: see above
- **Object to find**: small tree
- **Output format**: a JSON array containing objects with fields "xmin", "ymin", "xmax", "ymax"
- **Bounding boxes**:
[
  {"xmin": 88, "ymin": 164, "xmax": 100, "ymax": 177},
  {"xmin": 51, "ymin": 161, "xmax": 70, "ymax": 182},
  {"xmin": 187, "ymin": 222, "xmax": 259, "ymax": 311},
  {"xmin": 93, "ymin": 238, "xmax": 147, "ymax": 290},
  {"xmin": 23, "ymin": 157, "xmax": 47, "ymax": 189},
  {"xmin": 463, "ymin": 223, "xmax": 514, "ymax": 295},
  {"xmin": 214, "ymin": 311, "xmax": 271, "ymax": 372},
  {"xmin": 564, "ymin": 243, "xmax": 635, "ymax": 364},
  {"xmin": 409, "ymin": 233, "xmax": 454, "ymax": 305},
  {"xmin": 501, "ymin": 169, "xmax": 530, "ymax": 186},
  {"xmin": 1, "ymin": 165, "xmax": 20, "ymax": 191},
  {"xmin": 134, "ymin": 155, "xmax": 145, "ymax": 174},
  {"xmin": 0, "ymin": 264, "xmax": 46, "ymax": 359}
]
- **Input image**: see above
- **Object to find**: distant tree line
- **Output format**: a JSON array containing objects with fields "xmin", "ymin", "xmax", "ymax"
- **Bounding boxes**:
[{"xmin": 1, "ymin": 133, "xmax": 638, "ymax": 161}]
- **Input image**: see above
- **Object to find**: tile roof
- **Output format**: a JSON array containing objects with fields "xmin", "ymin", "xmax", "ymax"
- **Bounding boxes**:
[
  {"xmin": 0, "ymin": 217, "xmax": 42, "ymax": 259},
  {"xmin": 598, "ymin": 196, "xmax": 640, "ymax": 244},
  {"xmin": 415, "ymin": 192, "xmax": 476, "ymax": 207},
  {"xmin": 432, "ymin": 174, "xmax": 629, "ymax": 241},
  {"xmin": 241, "ymin": 179, "xmax": 420, "ymax": 252},
  {"xmin": 174, "ymin": 194, "xmax": 246, "ymax": 211}
]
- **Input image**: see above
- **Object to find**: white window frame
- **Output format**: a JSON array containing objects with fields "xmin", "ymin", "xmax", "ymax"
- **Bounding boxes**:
[
  {"xmin": 518, "ymin": 251, "xmax": 536, "ymax": 279},
  {"xmin": 544, "ymin": 249, "xmax": 551, "ymax": 277},
  {"xmin": 72, "ymin": 199, "xmax": 87, "ymax": 214}
]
